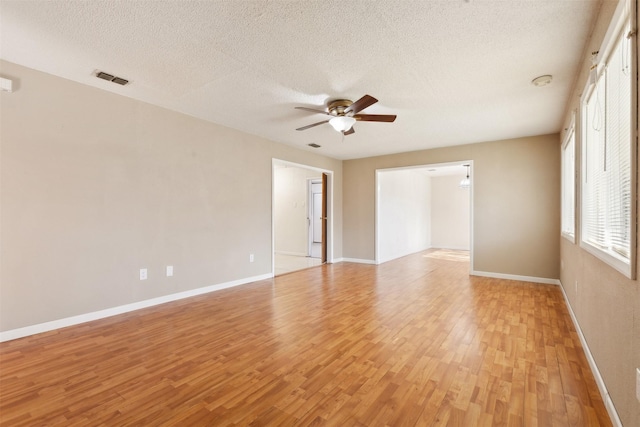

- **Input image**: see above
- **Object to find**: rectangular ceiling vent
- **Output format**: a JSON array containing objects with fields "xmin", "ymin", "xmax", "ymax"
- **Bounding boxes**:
[
  {"xmin": 96, "ymin": 71, "xmax": 114, "ymax": 81},
  {"xmin": 111, "ymin": 77, "xmax": 129, "ymax": 86},
  {"xmin": 308, "ymin": 143, "xmax": 321, "ymax": 148},
  {"xmin": 96, "ymin": 71, "xmax": 129, "ymax": 86}
]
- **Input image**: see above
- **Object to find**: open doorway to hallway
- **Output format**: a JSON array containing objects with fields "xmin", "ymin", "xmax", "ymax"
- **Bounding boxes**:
[
  {"xmin": 273, "ymin": 160, "xmax": 332, "ymax": 276},
  {"xmin": 375, "ymin": 161, "xmax": 473, "ymax": 271}
]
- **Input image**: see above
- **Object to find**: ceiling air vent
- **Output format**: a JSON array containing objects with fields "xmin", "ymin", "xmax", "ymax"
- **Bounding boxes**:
[
  {"xmin": 112, "ymin": 77, "xmax": 129, "ymax": 86},
  {"xmin": 96, "ymin": 71, "xmax": 114, "ymax": 81},
  {"xmin": 96, "ymin": 71, "xmax": 129, "ymax": 86},
  {"xmin": 308, "ymin": 143, "xmax": 321, "ymax": 148}
]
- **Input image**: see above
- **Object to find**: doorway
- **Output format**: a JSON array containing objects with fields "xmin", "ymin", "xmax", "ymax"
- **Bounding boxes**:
[
  {"xmin": 273, "ymin": 160, "xmax": 332, "ymax": 276},
  {"xmin": 375, "ymin": 161, "xmax": 473, "ymax": 272}
]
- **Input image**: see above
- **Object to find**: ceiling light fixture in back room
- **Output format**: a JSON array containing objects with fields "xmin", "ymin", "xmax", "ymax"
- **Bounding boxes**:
[{"xmin": 459, "ymin": 164, "xmax": 471, "ymax": 189}]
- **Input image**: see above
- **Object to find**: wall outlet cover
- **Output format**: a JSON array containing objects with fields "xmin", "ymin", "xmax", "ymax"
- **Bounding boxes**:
[{"xmin": 140, "ymin": 268, "xmax": 147, "ymax": 280}]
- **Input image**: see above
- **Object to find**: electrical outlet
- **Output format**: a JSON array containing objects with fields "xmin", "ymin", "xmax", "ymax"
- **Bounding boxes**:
[
  {"xmin": 140, "ymin": 268, "xmax": 147, "ymax": 280},
  {"xmin": 249, "ymin": 254, "xmax": 254, "ymax": 263},
  {"xmin": 636, "ymin": 368, "xmax": 640, "ymax": 403},
  {"xmin": 166, "ymin": 265, "xmax": 173, "ymax": 277}
]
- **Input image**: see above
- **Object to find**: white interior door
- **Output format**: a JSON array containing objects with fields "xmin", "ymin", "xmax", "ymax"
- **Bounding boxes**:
[
  {"xmin": 309, "ymin": 180, "xmax": 323, "ymax": 258},
  {"xmin": 312, "ymin": 191, "xmax": 322, "ymax": 242}
]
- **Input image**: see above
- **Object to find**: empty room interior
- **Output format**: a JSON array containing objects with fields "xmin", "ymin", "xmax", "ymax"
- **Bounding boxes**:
[{"xmin": 0, "ymin": 1, "xmax": 639, "ymax": 426}]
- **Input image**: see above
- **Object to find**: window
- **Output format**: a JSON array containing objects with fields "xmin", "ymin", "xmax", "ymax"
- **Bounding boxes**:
[
  {"xmin": 561, "ymin": 120, "xmax": 575, "ymax": 242},
  {"xmin": 581, "ymin": 1, "xmax": 634, "ymax": 277}
]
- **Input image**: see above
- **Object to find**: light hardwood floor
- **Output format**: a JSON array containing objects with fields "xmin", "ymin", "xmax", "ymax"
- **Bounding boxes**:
[{"xmin": 0, "ymin": 250, "xmax": 611, "ymax": 426}]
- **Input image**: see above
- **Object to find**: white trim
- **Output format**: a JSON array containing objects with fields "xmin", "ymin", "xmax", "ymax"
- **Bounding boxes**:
[
  {"xmin": 596, "ymin": 0, "xmax": 631, "ymax": 68},
  {"xmin": 307, "ymin": 178, "xmax": 322, "ymax": 257},
  {"xmin": 272, "ymin": 159, "xmax": 334, "ymax": 274},
  {"xmin": 580, "ymin": 239, "xmax": 632, "ymax": 278},
  {"xmin": 431, "ymin": 245, "xmax": 471, "ymax": 251},
  {"xmin": 561, "ymin": 111, "xmax": 576, "ymax": 148},
  {"xmin": 561, "ymin": 114, "xmax": 576, "ymax": 242},
  {"xmin": 558, "ymin": 282, "xmax": 623, "ymax": 427},
  {"xmin": 341, "ymin": 258, "xmax": 377, "ymax": 265},
  {"xmin": 470, "ymin": 270, "xmax": 560, "ymax": 286},
  {"xmin": 275, "ymin": 250, "xmax": 308, "ymax": 257},
  {"xmin": 0, "ymin": 273, "xmax": 273, "ymax": 343}
]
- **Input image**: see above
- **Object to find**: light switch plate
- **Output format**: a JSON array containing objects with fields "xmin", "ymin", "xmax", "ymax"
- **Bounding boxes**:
[
  {"xmin": 166, "ymin": 265, "xmax": 173, "ymax": 277},
  {"xmin": 0, "ymin": 77, "xmax": 13, "ymax": 93}
]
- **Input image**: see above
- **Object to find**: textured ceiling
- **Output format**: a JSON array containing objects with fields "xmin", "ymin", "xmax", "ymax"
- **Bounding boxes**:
[{"xmin": 0, "ymin": 0, "xmax": 604, "ymax": 160}]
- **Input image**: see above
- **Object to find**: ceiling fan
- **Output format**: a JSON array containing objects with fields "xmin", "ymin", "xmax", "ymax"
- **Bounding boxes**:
[{"xmin": 295, "ymin": 94, "xmax": 396, "ymax": 136}]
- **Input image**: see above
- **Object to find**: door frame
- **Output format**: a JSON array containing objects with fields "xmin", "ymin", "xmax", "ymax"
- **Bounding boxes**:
[
  {"xmin": 272, "ymin": 159, "xmax": 334, "ymax": 275},
  {"xmin": 374, "ymin": 160, "xmax": 474, "ymax": 273},
  {"xmin": 308, "ymin": 178, "xmax": 323, "ymax": 258}
]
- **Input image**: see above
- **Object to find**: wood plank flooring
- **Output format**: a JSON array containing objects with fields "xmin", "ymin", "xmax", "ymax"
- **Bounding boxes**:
[{"xmin": 0, "ymin": 250, "xmax": 611, "ymax": 426}]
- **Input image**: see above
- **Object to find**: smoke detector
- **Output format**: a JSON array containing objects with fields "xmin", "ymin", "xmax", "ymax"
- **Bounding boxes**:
[{"xmin": 531, "ymin": 75, "xmax": 553, "ymax": 87}]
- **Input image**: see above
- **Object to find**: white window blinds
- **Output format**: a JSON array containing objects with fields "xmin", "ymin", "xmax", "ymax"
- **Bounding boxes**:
[
  {"xmin": 561, "ymin": 125, "xmax": 575, "ymax": 241},
  {"xmin": 581, "ymin": 21, "xmax": 633, "ymax": 276}
]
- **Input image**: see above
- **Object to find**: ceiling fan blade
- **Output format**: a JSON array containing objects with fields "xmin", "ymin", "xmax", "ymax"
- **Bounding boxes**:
[
  {"xmin": 295, "ymin": 106, "xmax": 332, "ymax": 116},
  {"xmin": 343, "ymin": 127, "xmax": 355, "ymax": 136},
  {"xmin": 296, "ymin": 120, "xmax": 330, "ymax": 131},
  {"xmin": 345, "ymin": 94, "xmax": 377, "ymax": 114},
  {"xmin": 354, "ymin": 114, "xmax": 397, "ymax": 122}
]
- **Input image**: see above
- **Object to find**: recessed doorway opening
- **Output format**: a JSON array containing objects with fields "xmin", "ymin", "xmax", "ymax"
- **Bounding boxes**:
[
  {"xmin": 272, "ymin": 159, "xmax": 333, "ymax": 276},
  {"xmin": 375, "ymin": 161, "xmax": 474, "ymax": 272}
]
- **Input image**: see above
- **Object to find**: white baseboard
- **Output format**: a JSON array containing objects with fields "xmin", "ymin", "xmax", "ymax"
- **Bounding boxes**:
[
  {"xmin": 275, "ymin": 250, "xmax": 308, "ymax": 257},
  {"xmin": 471, "ymin": 270, "xmax": 560, "ymax": 285},
  {"xmin": 431, "ymin": 245, "xmax": 470, "ymax": 251},
  {"xmin": 341, "ymin": 258, "xmax": 377, "ymax": 265},
  {"xmin": 0, "ymin": 272, "xmax": 274, "ymax": 343},
  {"xmin": 558, "ymin": 282, "xmax": 622, "ymax": 427}
]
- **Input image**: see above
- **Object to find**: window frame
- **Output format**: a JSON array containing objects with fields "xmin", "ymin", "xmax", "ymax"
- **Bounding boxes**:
[
  {"xmin": 579, "ymin": 0, "xmax": 636, "ymax": 278},
  {"xmin": 561, "ymin": 115, "xmax": 576, "ymax": 243}
]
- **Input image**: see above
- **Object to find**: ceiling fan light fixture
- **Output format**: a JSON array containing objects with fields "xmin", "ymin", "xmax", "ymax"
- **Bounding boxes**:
[
  {"xmin": 329, "ymin": 116, "xmax": 356, "ymax": 132},
  {"xmin": 294, "ymin": 95, "xmax": 396, "ymax": 134}
]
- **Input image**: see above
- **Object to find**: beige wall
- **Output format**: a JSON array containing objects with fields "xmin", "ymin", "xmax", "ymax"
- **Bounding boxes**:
[
  {"xmin": 431, "ymin": 174, "xmax": 470, "ymax": 250},
  {"xmin": 0, "ymin": 60, "xmax": 342, "ymax": 332},
  {"xmin": 274, "ymin": 166, "xmax": 321, "ymax": 256},
  {"xmin": 558, "ymin": 1, "xmax": 640, "ymax": 426},
  {"xmin": 344, "ymin": 135, "xmax": 560, "ymax": 279}
]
